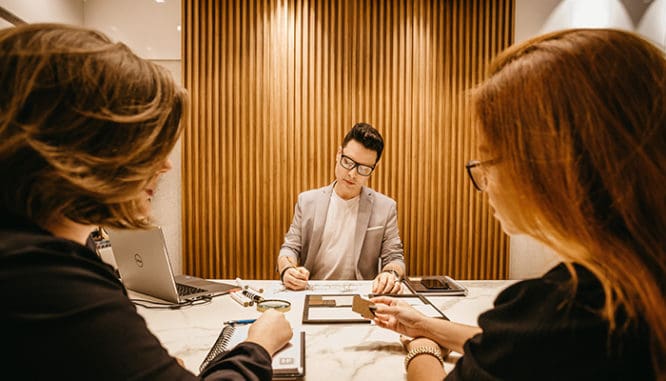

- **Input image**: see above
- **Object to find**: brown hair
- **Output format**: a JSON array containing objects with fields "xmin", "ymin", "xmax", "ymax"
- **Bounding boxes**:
[
  {"xmin": 0, "ymin": 23, "xmax": 187, "ymax": 229},
  {"xmin": 342, "ymin": 122, "xmax": 385, "ymax": 162},
  {"xmin": 473, "ymin": 29, "xmax": 665, "ymax": 378}
]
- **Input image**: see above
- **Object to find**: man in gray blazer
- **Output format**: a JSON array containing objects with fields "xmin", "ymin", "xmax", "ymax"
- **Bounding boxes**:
[{"xmin": 277, "ymin": 123, "xmax": 405, "ymax": 294}]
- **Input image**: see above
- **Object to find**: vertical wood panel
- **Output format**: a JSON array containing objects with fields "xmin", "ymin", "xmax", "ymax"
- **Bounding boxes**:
[{"xmin": 182, "ymin": 0, "xmax": 514, "ymax": 280}]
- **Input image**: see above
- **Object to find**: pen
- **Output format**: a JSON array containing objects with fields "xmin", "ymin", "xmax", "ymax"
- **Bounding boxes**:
[
  {"xmin": 295, "ymin": 267, "xmax": 310, "ymax": 289},
  {"xmin": 225, "ymin": 318, "xmax": 257, "ymax": 325}
]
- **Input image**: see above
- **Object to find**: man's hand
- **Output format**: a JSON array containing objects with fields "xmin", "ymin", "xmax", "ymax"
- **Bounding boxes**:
[
  {"xmin": 282, "ymin": 266, "xmax": 310, "ymax": 290},
  {"xmin": 372, "ymin": 271, "xmax": 403, "ymax": 294}
]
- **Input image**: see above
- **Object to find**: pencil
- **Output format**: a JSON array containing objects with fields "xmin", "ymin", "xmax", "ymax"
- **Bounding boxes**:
[
  {"xmin": 246, "ymin": 284, "xmax": 265, "ymax": 294},
  {"xmin": 235, "ymin": 277, "xmax": 245, "ymax": 288},
  {"xmin": 236, "ymin": 277, "xmax": 264, "ymax": 294},
  {"xmin": 229, "ymin": 291, "xmax": 250, "ymax": 307},
  {"xmin": 237, "ymin": 291, "xmax": 255, "ymax": 306}
]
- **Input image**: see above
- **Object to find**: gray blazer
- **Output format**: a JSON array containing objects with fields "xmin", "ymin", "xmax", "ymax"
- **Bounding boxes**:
[{"xmin": 279, "ymin": 182, "xmax": 405, "ymax": 280}]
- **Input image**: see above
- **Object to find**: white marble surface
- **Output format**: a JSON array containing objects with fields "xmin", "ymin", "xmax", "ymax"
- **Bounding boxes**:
[{"xmin": 135, "ymin": 280, "xmax": 516, "ymax": 380}]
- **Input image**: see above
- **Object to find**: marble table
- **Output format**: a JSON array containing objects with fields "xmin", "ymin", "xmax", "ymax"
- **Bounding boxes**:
[{"xmin": 135, "ymin": 279, "xmax": 515, "ymax": 380}]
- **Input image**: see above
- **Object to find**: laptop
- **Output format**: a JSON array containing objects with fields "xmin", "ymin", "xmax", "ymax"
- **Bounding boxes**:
[{"xmin": 106, "ymin": 226, "xmax": 239, "ymax": 303}]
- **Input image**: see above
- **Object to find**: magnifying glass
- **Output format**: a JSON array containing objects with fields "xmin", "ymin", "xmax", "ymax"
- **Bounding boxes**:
[
  {"xmin": 243, "ymin": 289, "xmax": 291, "ymax": 312},
  {"xmin": 256, "ymin": 299, "xmax": 291, "ymax": 312}
]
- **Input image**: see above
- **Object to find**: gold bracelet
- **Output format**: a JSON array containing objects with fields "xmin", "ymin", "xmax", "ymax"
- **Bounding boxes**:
[{"xmin": 404, "ymin": 346, "xmax": 444, "ymax": 370}]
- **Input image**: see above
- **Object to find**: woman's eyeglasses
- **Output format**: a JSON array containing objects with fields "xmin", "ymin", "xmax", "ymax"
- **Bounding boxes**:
[{"xmin": 465, "ymin": 159, "xmax": 499, "ymax": 192}]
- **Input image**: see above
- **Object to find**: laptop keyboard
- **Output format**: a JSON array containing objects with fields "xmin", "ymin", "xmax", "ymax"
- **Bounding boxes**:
[{"xmin": 176, "ymin": 283, "xmax": 207, "ymax": 296}]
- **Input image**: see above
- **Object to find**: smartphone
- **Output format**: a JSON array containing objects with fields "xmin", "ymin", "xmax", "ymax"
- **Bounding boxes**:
[{"xmin": 420, "ymin": 278, "xmax": 450, "ymax": 290}]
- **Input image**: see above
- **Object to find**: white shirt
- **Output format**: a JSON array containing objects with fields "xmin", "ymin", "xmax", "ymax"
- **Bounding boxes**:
[{"xmin": 310, "ymin": 191, "xmax": 360, "ymax": 280}]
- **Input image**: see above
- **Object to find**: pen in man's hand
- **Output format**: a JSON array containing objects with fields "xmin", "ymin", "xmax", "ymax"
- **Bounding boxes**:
[
  {"xmin": 224, "ymin": 318, "xmax": 257, "ymax": 325},
  {"xmin": 294, "ymin": 266, "xmax": 311, "ymax": 288}
]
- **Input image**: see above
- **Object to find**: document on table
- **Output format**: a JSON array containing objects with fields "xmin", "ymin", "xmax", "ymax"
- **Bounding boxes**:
[{"xmin": 303, "ymin": 294, "xmax": 448, "ymax": 324}]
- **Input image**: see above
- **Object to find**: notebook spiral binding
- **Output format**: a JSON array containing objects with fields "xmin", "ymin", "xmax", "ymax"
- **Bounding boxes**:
[{"xmin": 199, "ymin": 325, "xmax": 236, "ymax": 372}]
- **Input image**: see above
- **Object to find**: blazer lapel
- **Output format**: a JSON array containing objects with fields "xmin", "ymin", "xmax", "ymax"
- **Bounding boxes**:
[
  {"xmin": 308, "ymin": 182, "xmax": 334, "ymax": 260},
  {"xmin": 353, "ymin": 187, "xmax": 373, "ymax": 268}
]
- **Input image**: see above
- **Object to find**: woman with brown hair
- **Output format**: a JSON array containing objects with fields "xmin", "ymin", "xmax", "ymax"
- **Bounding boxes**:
[
  {"xmin": 373, "ymin": 28, "xmax": 665, "ymax": 380},
  {"xmin": 0, "ymin": 23, "xmax": 292, "ymax": 380}
]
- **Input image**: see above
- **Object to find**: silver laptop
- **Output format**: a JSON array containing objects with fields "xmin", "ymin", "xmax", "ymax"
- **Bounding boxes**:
[{"xmin": 107, "ymin": 226, "xmax": 239, "ymax": 303}]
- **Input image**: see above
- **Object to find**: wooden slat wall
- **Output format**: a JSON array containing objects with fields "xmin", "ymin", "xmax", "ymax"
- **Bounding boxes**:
[{"xmin": 182, "ymin": 0, "xmax": 513, "ymax": 280}]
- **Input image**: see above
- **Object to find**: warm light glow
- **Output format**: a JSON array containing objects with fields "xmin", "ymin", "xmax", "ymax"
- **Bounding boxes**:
[{"xmin": 542, "ymin": 0, "xmax": 633, "ymax": 31}]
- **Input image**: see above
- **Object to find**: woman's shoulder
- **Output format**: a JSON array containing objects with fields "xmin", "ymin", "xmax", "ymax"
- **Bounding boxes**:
[
  {"xmin": 454, "ymin": 262, "xmax": 653, "ymax": 380},
  {"xmin": 488, "ymin": 262, "xmax": 605, "ymax": 322},
  {"xmin": 0, "ymin": 226, "xmax": 122, "ymax": 293},
  {"xmin": 1, "ymin": 226, "xmax": 93, "ymax": 260}
]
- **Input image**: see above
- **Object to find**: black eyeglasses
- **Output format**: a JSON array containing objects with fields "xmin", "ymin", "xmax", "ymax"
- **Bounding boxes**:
[
  {"xmin": 465, "ymin": 159, "xmax": 499, "ymax": 192},
  {"xmin": 339, "ymin": 153, "xmax": 375, "ymax": 176}
]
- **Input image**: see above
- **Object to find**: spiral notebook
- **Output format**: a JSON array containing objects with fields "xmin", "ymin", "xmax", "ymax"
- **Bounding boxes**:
[{"xmin": 200, "ymin": 324, "xmax": 305, "ymax": 380}]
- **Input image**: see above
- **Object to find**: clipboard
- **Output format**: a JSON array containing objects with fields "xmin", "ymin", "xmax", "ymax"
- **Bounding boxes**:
[{"xmin": 302, "ymin": 294, "xmax": 449, "ymax": 324}]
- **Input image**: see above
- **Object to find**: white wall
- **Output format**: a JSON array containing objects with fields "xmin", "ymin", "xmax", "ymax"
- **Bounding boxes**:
[
  {"xmin": 0, "ymin": 0, "xmax": 185, "ymax": 274},
  {"xmin": 517, "ymin": 0, "xmax": 665, "ymax": 46},
  {"xmin": 83, "ymin": 0, "xmax": 184, "ymax": 274},
  {"xmin": 0, "ymin": 0, "xmax": 82, "ymax": 27},
  {"xmin": 83, "ymin": 0, "xmax": 180, "ymax": 60},
  {"xmin": 511, "ymin": 0, "xmax": 665, "ymax": 279},
  {"xmin": 637, "ymin": 0, "xmax": 666, "ymax": 48}
]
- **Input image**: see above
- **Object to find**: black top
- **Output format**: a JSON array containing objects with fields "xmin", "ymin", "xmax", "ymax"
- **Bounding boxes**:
[
  {"xmin": 446, "ymin": 263, "xmax": 654, "ymax": 380},
  {"xmin": 0, "ymin": 213, "xmax": 272, "ymax": 381}
]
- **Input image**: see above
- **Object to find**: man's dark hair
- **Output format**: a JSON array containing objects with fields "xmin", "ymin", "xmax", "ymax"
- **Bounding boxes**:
[{"xmin": 342, "ymin": 122, "xmax": 384, "ymax": 162}]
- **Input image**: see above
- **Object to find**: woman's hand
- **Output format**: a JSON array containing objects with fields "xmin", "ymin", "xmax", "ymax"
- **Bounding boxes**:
[
  {"xmin": 371, "ymin": 296, "xmax": 429, "ymax": 338},
  {"xmin": 245, "ymin": 309, "xmax": 293, "ymax": 355}
]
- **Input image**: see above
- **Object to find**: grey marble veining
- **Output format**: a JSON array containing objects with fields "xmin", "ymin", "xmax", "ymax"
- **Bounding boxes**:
[{"xmin": 135, "ymin": 280, "xmax": 514, "ymax": 380}]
